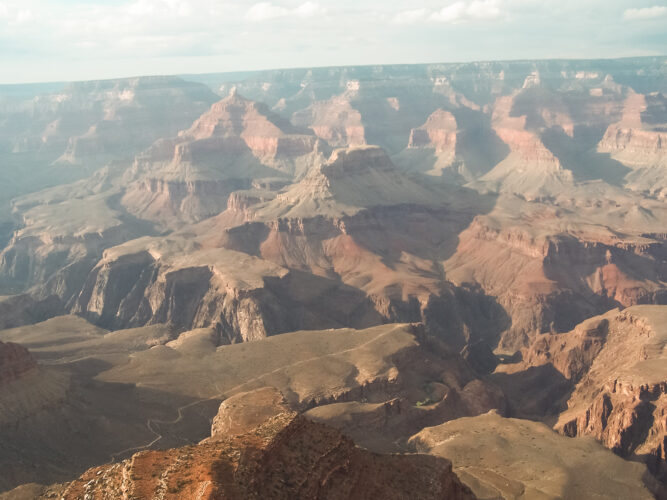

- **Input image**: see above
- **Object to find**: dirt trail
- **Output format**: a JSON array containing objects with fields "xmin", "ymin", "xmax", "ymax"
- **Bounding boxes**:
[{"xmin": 109, "ymin": 326, "xmax": 404, "ymax": 460}]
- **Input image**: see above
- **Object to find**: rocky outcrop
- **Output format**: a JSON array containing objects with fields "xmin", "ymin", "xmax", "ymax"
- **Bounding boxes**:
[
  {"xmin": 554, "ymin": 306, "xmax": 667, "ymax": 480},
  {"xmin": 0, "ymin": 342, "xmax": 36, "ymax": 384},
  {"xmin": 408, "ymin": 109, "xmax": 457, "ymax": 153},
  {"xmin": 209, "ymin": 387, "xmax": 291, "ymax": 439},
  {"xmin": 37, "ymin": 412, "xmax": 475, "ymax": 500}
]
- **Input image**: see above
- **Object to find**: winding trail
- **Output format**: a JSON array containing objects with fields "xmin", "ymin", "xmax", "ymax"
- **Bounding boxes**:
[{"xmin": 109, "ymin": 325, "xmax": 404, "ymax": 461}]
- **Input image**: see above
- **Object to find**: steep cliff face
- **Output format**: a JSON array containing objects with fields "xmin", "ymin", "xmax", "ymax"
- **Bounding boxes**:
[
  {"xmin": 500, "ymin": 306, "xmax": 667, "ymax": 481},
  {"xmin": 73, "ymin": 242, "xmax": 383, "ymax": 342},
  {"xmin": 443, "ymin": 197, "xmax": 667, "ymax": 349},
  {"xmin": 36, "ymin": 413, "xmax": 475, "ymax": 500},
  {"xmin": 0, "ymin": 193, "xmax": 143, "ymax": 301},
  {"xmin": 553, "ymin": 306, "xmax": 667, "ymax": 480}
]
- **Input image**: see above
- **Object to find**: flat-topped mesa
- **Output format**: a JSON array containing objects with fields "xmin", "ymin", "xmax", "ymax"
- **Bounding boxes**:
[
  {"xmin": 0, "ymin": 341, "xmax": 37, "ymax": 384},
  {"xmin": 321, "ymin": 145, "xmax": 397, "ymax": 179}
]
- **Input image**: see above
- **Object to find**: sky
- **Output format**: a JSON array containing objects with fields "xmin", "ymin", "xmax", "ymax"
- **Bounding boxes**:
[{"xmin": 0, "ymin": 0, "xmax": 666, "ymax": 84}]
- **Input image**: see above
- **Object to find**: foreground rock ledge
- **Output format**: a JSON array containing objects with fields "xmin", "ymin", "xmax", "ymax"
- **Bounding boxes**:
[{"xmin": 19, "ymin": 412, "xmax": 475, "ymax": 500}]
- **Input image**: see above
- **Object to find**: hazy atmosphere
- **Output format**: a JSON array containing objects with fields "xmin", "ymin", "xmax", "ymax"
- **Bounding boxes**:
[
  {"xmin": 1, "ymin": 0, "xmax": 666, "ymax": 83},
  {"xmin": 1, "ymin": 1, "xmax": 667, "ymax": 498}
]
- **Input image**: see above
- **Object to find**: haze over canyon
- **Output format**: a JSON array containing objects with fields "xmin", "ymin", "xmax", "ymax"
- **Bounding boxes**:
[{"xmin": 0, "ymin": 56, "xmax": 667, "ymax": 499}]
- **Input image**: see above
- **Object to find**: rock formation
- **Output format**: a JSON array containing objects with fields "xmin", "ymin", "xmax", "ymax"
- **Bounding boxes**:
[
  {"xmin": 554, "ymin": 306, "xmax": 667, "ymax": 480},
  {"xmin": 29, "ymin": 412, "xmax": 475, "ymax": 500},
  {"xmin": 406, "ymin": 109, "xmax": 458, "ymax": 174},
  {"xmin": 1, "ymin": 57, "xmax": 667, "ymax": 498}
]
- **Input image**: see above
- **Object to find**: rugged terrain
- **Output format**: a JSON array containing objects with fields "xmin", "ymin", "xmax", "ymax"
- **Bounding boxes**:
[{"xmin": 1, "ymin": 57, "xmax": 667, "ymax": 498}]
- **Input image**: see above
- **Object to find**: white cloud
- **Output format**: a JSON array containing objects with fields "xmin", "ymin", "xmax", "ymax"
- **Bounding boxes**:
[
  {"xmin": 428, "ymin": 0, "xmax": 503, "ymax": 23},
  {"xmin": 14, "ymin": 9, "xmax": 33, "ymax": 24},
  {"xmin": 623, "ymin": 6, "xmax": 667, "ymax": 21},
  {"xmin": 246, "ymin": 2, "xmax": 289, "ymax": 22},
  {"xmin": 294, "ymin": 1, "xmax": 327, "ymax": 19},
  {"xmin": 0, "ymin": 3, "xmax": 8, "ymax": 19},
  {"xmin": 392, "ymin": 8, "xmax": 428, "ymax": 25},
  {"xmin": 245, "ymin": 2, "xmax": 325, "ymax": 22},
  {"xmin": 430, "ymin": 2, "xmax": 467, "ymax": 23},
  {"xmin": 467, "ymin": 0, "xmax": 502, "ymax": 20}
]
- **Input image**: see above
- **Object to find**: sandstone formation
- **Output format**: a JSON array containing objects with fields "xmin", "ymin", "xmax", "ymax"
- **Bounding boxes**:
[{"xmin": 208, "ymin": 386, "xmax": 291, "ymax": 439}]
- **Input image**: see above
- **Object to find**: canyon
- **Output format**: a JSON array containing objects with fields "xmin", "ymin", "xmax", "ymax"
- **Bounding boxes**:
[{"xmin": 0, "ymin": 56, "xmax": 666, "ymax": 498}]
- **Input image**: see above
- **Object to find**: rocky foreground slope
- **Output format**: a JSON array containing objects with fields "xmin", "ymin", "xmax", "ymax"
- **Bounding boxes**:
[{"xmin": 14, "ymin": 410, "xmax": 474, "ymax": 500}]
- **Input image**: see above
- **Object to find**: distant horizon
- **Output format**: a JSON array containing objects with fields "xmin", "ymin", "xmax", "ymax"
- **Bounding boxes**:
[
  {"xmin": 1, "ymin": 53, "xmax": 666, "ymax": 87},
  {"xmin": 1, "ymin": 0, "xmax": 666, "ymax": 85}
]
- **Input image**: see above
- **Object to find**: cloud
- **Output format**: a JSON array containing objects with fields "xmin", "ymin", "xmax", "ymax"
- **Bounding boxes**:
[
  {"xmin": 421, "ymin": 0, "xmax": 504, "ymax": 24},
  {"xmin": 294, "ymin": 2, "xmax": 327, "ymax": 19},
  {"xmin": 14, "ymin": 9, "xmax": 32, "ymax": 23},
  {"xmin": 127, "ymin": 0, "xmax": 193, "ymax": 18},
  {"xmin": 392, "ymin": 8, "xmax": 429, "ymax": 25},
  {"xmin": 430, "ymin": 2, "xmax": 467, "ymax": 23},
  {"xmin": 623, "ymin": 6, "xmax": 667, "ymax": 21},
  {"xmin": 246, "ymin": 2, "xmax": 289, "ymax": 22},
  {"xmin": 246, "ymin": 2, "xmax": 325, "ymax": 22},
  {"xmin": 466, "ymin": 0, "xmax": 502, "ymax": 20}
]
